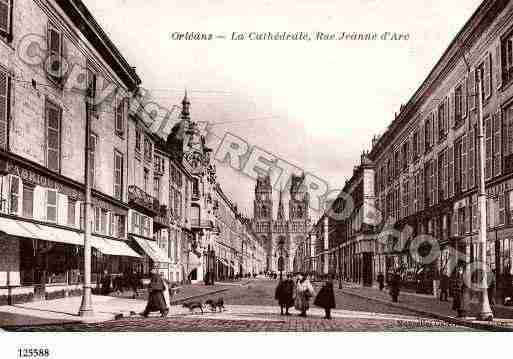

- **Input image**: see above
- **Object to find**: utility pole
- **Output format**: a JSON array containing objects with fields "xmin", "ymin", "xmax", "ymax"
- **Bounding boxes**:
[
  {"xmin": 79, "ymin": 80, "xmax": 94, "ymax": 317},
  {"xmin": 476, "ymin": 69, "xmax": 493, "ymax": 321}
]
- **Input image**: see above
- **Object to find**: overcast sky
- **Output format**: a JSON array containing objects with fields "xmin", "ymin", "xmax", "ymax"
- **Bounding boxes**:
[{"xmin": 83, "ymin": 0, "xmax": 482, "ymax": 220}]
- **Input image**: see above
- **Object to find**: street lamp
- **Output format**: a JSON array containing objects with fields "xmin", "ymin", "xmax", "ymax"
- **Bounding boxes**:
[{"xmin": 475, "ymin": 69, "xmax": 493, "ymax": 321}]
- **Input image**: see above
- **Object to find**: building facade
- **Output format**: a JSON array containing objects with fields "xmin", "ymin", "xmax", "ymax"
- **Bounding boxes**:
[
  {"xmin": 0, "ymin": 0, "xmax": 142, "ymax": 304},
  {"xmin": 251, "ymin": 173, "xmax": 310, "ymax": 273}
]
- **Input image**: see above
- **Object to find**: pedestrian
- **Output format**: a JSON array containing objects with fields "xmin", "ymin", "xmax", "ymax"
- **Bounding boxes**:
[
  {"xmin": 451, "ymin": 266, "xmax": 466, "ymax": 318},
  {"xmin": 101, "ymin": 270, "xmax": 112, "ymax": 295},
  {"xmin": 141, "ymin": 267, "xmax": 169, "ymax": 318},
  {"xmin": 389, "ymin": 271, "xmax": 401, "ymax": 303},
  {"xmin": 503, "ymin": 268, "xmax": 513, "ymax": 304},
  {"xmin": 314, "ymin": 276, "xmax": 336, "ymax": 319},
  {"xmin": 275, "ymin": 274, "xmax": 295, "ymax": 315},
  {"xmin": 439, "ymin": 271, "xmax": 449, "ymax": 302},
  {"xmin": 488, "ymin": 269, "xmax": 496, "ymax": 313},
  {"xmin": 377, "ymin": 272, "xmax": 385, "ymax": 291},
  {"xmin": 294, "ymin": 273, "xmax": 315, "ymax": 317}
]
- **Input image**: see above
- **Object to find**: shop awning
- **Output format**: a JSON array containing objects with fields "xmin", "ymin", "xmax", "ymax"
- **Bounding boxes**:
[
  {"xmin": 0, "ymin": 216, "xmax": 82, "ymax": 246},
  {"xmin": 132, "ymin": 235, "xmax": 171, "ymax": 263},
  {"xmin": 91, "ymin": 236, "xmax": 141, "ymax": 258}
]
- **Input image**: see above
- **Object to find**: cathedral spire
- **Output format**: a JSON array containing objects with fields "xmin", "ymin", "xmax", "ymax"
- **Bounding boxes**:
[
  {"xmin": 277, "ymin": 188, "xmax": 285, "ymax": 220},
  {"xmin": 181, "ymin": 89, "xmax": 190, "ymax": 120}
]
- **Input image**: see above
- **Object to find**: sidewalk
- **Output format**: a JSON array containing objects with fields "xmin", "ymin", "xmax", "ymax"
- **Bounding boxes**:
[
  {"xmin": 0, "ymin": 282, "xmax": 243, "ymax": 329},
  {"xmin": 337, "ymin": 282, "xmax": 513, "ymax": 331}
]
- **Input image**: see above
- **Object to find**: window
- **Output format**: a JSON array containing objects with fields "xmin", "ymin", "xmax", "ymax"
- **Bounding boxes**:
[
  {"xmin": 67, "ymin": 198, "xmax": 76, "ymax": 226},
  {"xmin": 135, "ymin": 128, "xmax": 142, "ymax": 153},
  {"xmin": 154, "ymin": 177, "xmax": 160, "ymax": 200},
  {"xmin": 0, "ymin": 67, "xmax": 11, "ymax": 150},
  {"xmin": 45, "ymin": 100, "xmax": 61, "ymax": 172},
  {"xmin": 476, "ymin": 55, "xmax": 492, "ymax": 102},
  {"xmin": 0, "ymin": 0, "xmax": 12, "ymax": 40},
  {"xmin": 114, "ymin": 151, "xmax": 123, "ymax": 200},
  {"xmin": 485, "ymin": 117, "xmax": 492, "ymax": 179},
  {"xmin": 22, "ymin": 184, "xmax": 34, "ymax": 218},
  {"xmin": 132, "ymin": 212, "xmax": 139, "ymax": 234},
  {"xmin": 144, "ymin": 168, "xmax": 149, "ymax": 193},
  {"xmin": 113, "ymin": 214, "xmax": 125, "ymax": 238},
  {"xmin": 469, "ymin": 127, "xmax": 476, "ymax": 188},
  {"xmin": 394, "ymin": 151, "xmax": 400, "ymax": 179},
  {"xmin": 46, "ymin": 190, "xmax": 58, "ymax": 222},
  {"xmin": 89, "ymin": 132, "xmax": 97, "ymax": 187},
  {"xmin": 143, "ymin": 137, "xmax": 153, "ymax": 162},
  {"xmin": 424, "ymin": 116, "xmax": 433, "ymax": 152},
  {"xmin": 101, "ymin": 209, "xmax": 108, "ymax": 234},
  {"xmin": 94, "ymin": 207, "xmax": 100, "ymax": 233},
  {"xmin": 402, "ymin": 142, "xmax": 409, "ymax": 170},
  {"xmin": 454, "ymin": 140, "xmax": 462, "ymax": 193},
  {"xmin": 438, "ymin": 101, "xmax": 447, "ymax": 141},
  {"xmin": 438, "ymin": 150, "xmax": 448, "ymax": 201},
  {"xmin": 115, "ymin": 97, "xmax": 125, "ymax": 136},
  {"xmin": 86, "ymin": 67, "xmax": 97, "ymax": 115},
  {"xmin": 493, "ymin": 113, "xmax": 502, "ymax": 177},
  {"xmin": 455, "ymin": 85, "xmax": 463, "ymax": 126},
  {"xmin": 503, "ymin": 33, "xmax": 513, "ymax": 85},
  {"xmin": 46, "ymin": 22, "xmax": 64, "ymax": 83},
  {"xmin": 412, "ymin": 132, "xmax": 419, "ymax": 160},
  {"xmin": 9, "ymin": 175, "xmax": 19, "ymax": 214},
  {"xmin": 143, "ymin": 217, "xmax": 150, "ymax": 237}
]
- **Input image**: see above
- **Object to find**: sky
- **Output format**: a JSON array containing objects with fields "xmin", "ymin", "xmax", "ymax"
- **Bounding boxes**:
[{"xmin": 82, "ymin": 0, "xmax": 483, "ymax": 221}]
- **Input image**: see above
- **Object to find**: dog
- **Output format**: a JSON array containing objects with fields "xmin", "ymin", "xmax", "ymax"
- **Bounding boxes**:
[
  {"xmin": 182, "ymin": 301, "xmax": 204, "ymax": 314},
  {"xmin": 205, "ymin": 298, "xmax": 225, "ymax": 312}
]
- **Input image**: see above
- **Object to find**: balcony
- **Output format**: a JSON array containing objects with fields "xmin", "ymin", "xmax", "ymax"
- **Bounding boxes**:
[
  {"xmin": 128, "ymin": 185, "xmax": 159, "ymax": 216},
  {"xmin": 154, "ymin": 205, "xmax": 170, "ymax": 230},
  {"xmin": 190, "ymin": 218, "xmax": 214, "ymax": 230}
]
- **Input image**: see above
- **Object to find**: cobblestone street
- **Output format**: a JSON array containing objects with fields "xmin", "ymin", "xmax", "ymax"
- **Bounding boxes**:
[{"xmin": 3, "ymin": 280, "xmax": 474, "ymax": 332}]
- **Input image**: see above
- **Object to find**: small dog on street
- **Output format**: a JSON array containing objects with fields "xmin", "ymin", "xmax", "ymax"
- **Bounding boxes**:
[
  {"xmin": 182, "ymin": 301, "xmax": 204, "ymax": 314},
  {"xmin": 205, "ymin": 298, "xmax": 225, "ymax": 312}
]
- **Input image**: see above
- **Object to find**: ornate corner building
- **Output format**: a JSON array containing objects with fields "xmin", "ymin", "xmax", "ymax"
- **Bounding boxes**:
[{"xmin": 251, "ymin": 174, "xmax": 310, "ymax": 273}]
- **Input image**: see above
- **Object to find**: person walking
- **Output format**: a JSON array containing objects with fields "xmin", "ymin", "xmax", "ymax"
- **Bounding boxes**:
[
  {"xmin": 141, "ymin": 267, "xmax": 169, "ymax": 318},
  {"xmin": 389, "ymin": 271, "xmax": 401, "ymax": 303},
  {"xmin": 488, "ymin": 269, "xmax": 496, "ymax": 313},
  {"xmin": 439, "ymin": 271, "xmax": 450, "ymax": 302},
  {"xmin": 314, "ymin": 276, "xmax": 336, "ymax": 319},
  {"xmin": 101, "ymin": 270, "xmax": 112, "ymax": 295},
  {"xmin": 275, "ymin": 274, "xmax": 295, "ymax": 315},
  {"xmin": 294, "ymin": 273, "xmax": 315, "ymax": 317},
  {"xmin": 377, "ymin": 272, "xmax": 385, "ymax": 291}
]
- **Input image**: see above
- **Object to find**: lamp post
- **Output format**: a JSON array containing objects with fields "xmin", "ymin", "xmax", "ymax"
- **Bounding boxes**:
[
  {"xmin": 476, "ymin": 69, "xmax": 493, "ymax": 321},
  {"xmin": 79, "ymin": 84, "xmax": 94, "ymax": 317}
]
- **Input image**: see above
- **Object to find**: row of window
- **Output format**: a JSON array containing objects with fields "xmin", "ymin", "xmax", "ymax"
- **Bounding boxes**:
[
  {"xmin": 1, "ymin": 174, "xmax": 127, "ymax": 238},
  {"xmin": 131, "ymin": 211, "xmax": 152, "ymax": 238}
]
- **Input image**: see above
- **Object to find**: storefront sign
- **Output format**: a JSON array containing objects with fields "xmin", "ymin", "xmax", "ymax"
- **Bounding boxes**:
[{"xmin": 2, "ymin": 160, "xmax": 84, "ymax": 200}]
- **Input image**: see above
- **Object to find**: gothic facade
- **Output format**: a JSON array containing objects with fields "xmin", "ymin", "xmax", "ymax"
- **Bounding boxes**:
[{"xmin": 251, "ymin": 174, "xmax": 310, "ymax": 272}]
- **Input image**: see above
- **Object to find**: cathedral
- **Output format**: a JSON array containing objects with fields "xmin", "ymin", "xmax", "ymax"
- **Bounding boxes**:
[{"xmin": 251, "ymin": 174, "xmax": 310, "ymax": 273}]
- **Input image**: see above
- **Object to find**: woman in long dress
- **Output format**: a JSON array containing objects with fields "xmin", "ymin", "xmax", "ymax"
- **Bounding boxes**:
[
  {"xmin": 295, "ymin": 273, "xmax": 315, "ymax": 317},
  {"xmin": 141, "ymin": 268, "xmax": 169, "ymax": 318}
]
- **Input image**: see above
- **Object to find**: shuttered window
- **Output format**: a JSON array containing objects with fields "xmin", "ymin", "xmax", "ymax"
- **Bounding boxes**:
[
  {"xmin": 424, "ymin": 116, "xmax": 433, "ymax": 152},
  {"xmin": 23, "ymin": 184, "xmax": 34, "ymax": 218},
  {"xmin": 468, "ymin": 127, "xmax": 476, "ymax": 188},
  {"xmin": 45, "ymin": 100, "xmax": 61, "ymax": 172},
  {"xmin": 0, "ymin": 0, "xmax": 12, "ymax": 38},
  {"xmin": 502, "ymin": 34, "xmax": 513, "ymax": 85},
  {"xmin": 67, "ymin": 198, "xmax": 76, "ymax": 226},
  {"xmin": 493, "ymin": 112, "xmax": 502, "ymax": 177},
  {"xmin": 9, "ymin": 176, "xmax": 19, "ymax": 214},
  {"xmin": 438, "ymin": 101, "xmax": 447, "ymax": 141},
  {"xmin": 0, "ymin": 68, "xmax": 10, "ymax": 150},
  {"xmin": 115, "ymin": 97, "xmax": 125, "ymax": 136},
  {"xmin": 114, "ymin": 151, "xmax": 123, "ymax": 200},
  {"xmin": 484, "ymin": 52, "xmax": 492, "ymax": 100},
  {"xmin": 454, "ymin": 140, "xmax": 461, "ymax": 194},
  {"xmin": 46, "ymin": 190, "xmax": 57, "ymax": 222},
  {"xmin": 485, "ymin": 117, "xmax": 492, "ymax": 179},
  {"xmin": 469, "ymin": 70, "xmax": 476, "ymax": 111},
  {"xmin": 455, "ymin": 85, "xmax": 463, "ymax": 127},
  {"xmin": 47, "ymin": 23, "xmax": 64, "ymax": 82}
]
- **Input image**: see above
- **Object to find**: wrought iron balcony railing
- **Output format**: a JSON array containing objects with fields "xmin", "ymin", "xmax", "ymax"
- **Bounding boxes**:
[{"xmin": 128, "ymin": 185, "xmax": 159, "ymax": 216}]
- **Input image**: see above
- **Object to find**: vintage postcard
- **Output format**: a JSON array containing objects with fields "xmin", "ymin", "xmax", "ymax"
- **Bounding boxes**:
[{"xmin": 0, "ymin": 0, "xmax": 512, "ymax": 356}]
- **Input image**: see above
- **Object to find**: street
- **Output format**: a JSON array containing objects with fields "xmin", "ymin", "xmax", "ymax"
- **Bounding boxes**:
[{"xmin": 3, "ymin": 280, "xmax": 475, "ymax": 332}]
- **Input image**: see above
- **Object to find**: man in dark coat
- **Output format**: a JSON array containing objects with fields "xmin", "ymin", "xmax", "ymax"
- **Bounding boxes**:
[
  {"xmin": 101, "ymin": 270, "xmax": 112, "ymax": 295},
  {"xmin": 377, "ymin": 273, "xmax": 385, "ymax": 291},
  {"xmin": 314, "ymin": 277, "xmax": 336, "ymax": 319},
  {"xmin": 275, "ymin": 274, "xmax": 295, "ymax": 315},
  {"xmin": 439, "ymin": 272, "xmax": 450, "ymax": 302},
  {"xmin": 488, "ymin": 270, "xmax": 496, "ymax": 312},
  {"xmin": 389, "ymin": 272, "xmax": 401, "ymax": 303},
  {"xmin": 141, "ymin": 268, "xmax": 169, "ymax": 318}
]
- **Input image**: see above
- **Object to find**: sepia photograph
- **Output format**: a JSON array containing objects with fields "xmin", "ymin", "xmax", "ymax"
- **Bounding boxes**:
[{"xmin": 1, "ymin": 0, "xmax": 513, "ymax": 356}]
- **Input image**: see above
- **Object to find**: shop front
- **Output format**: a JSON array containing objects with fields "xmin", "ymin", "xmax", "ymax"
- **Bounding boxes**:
[{"xmin": 131, "ymin": 235, "xmax": 172, "ymax": 280}]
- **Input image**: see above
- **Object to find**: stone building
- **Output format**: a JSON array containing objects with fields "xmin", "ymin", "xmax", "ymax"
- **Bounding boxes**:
[
  {"xmin": 303, "ymin": 0, "xmax": 513, "ymax": 298},
  {"xmin": 251, "ymin": 173, "xmax": 310, "ymax": 273},
  {"xmin": 0, "ymin": 0, "xmax": 141, "ymax": 303}
]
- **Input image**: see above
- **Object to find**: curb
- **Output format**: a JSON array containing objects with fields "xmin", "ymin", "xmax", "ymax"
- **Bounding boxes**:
[{"xmin": 338, "ymin": 288, "xmax": 513, "ymax": 332}]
